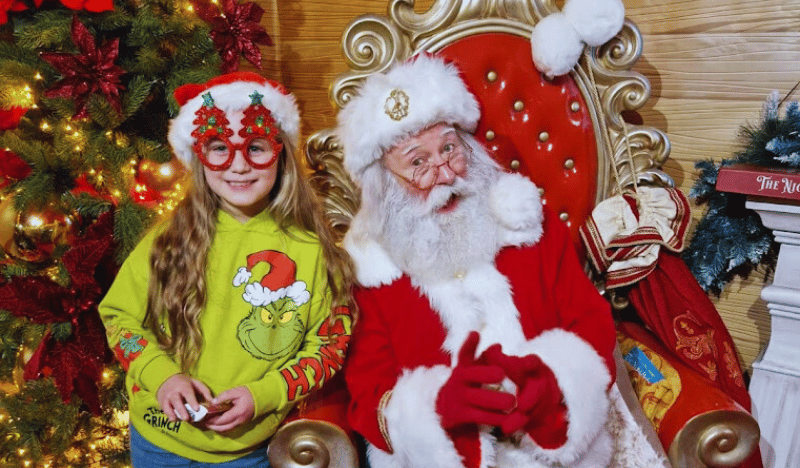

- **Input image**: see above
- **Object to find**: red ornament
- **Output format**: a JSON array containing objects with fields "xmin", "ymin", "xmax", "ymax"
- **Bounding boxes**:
[
  {"xmin": 0, "ymin": 212, "xmax": 117, "ymax": 415},
  {"xmin": 0, "ymin": 106, "xmax": 28, "ymax": 130},
  {"xmin": 192, "ymin": 0, "xmax": 273, "ymax": 72},
  {"xmin": 130, "ymin": 175, "xmax": 164, "ymax": 206},
  {"xmin": 40, "ymin": 16, "xmax": 125, "ymax": 120},
  {"xmin": 0, "ymin": 0, "xmax": 27, "ymax": 24}
]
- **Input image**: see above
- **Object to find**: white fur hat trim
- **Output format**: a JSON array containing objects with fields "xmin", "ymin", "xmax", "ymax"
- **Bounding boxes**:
[
  {"xmin": 168, "ymin": 80, "xmax": 300, "ymax": 167},
  {"xmin": 531, "ymin": 0, "xmax": 625, "ymax": 77},
  {"xmin": 335, "ymin": 54, "xmax": 480, "ymax": 181}
]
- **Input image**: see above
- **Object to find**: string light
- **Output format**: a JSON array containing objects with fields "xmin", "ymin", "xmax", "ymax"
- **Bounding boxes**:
[{"xmin": 34, "ymin": 72, "xmax": 43, "ymax": 80}]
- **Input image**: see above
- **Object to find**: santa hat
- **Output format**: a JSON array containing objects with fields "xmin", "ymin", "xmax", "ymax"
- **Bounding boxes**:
[
  {"xmin": 335, "ymin": 54, "xmax": 480, "ymax": 181},
  {"xmin": 168, "ymin": 72, "xmax": 300, "ymax": 167},
  {"xmin": 530, "ymin": 0, "xmax": 625, "ymax": 77},
  {"xmin": 232, "ymin": 250, "xmax": 310, "ymax": 308}
]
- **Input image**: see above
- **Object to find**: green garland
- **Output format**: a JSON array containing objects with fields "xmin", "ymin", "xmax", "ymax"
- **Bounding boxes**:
[{"xmin": 684, "ymin": 91, "xmax": 800, "ymax": 294}]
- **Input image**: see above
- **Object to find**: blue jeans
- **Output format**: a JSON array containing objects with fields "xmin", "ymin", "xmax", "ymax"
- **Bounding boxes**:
[{"xmin": 130, "ymin": 425, "xmax": 272, "ymax": 468}]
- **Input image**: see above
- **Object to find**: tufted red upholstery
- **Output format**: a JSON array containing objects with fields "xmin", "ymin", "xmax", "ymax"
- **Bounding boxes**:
[{"xmin": 439, "ymin": 33, "xmax": 597, "ymax": 253}]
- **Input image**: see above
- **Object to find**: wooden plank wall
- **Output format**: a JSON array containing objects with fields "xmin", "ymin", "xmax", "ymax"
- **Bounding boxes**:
[{"xmin": 249, "ymin": 0, "xmax": 800, "ymax": 372}]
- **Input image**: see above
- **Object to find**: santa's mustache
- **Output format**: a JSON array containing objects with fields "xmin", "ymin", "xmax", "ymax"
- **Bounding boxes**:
[{"xmin": 422, "ymin": 175, "xmax": 476, "ymax": 214}]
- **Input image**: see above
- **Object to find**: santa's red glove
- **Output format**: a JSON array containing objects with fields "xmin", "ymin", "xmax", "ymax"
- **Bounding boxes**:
[
  {"xmin": 481, "ymin": 344, "xmax": 567, "ymax": 448},
  {"xmin": 435, "ymin": 332, "xmax": 516, "ymax": 429}
]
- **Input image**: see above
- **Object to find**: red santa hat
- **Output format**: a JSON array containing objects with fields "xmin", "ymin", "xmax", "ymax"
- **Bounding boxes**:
[
  {"xmin": 232, "ymin": 250, "xmax": 310, "ymax": 308},
  {"xmin": 335, "ymin": 54, "xmax": 480, "ymax": 181},
  {"xmin": 168, "ymin": 72, "xmax": 300, "ymax": 168},
  {"xmin": 530, "ymin": 0, "xmax": 625, "ymax": 77}
]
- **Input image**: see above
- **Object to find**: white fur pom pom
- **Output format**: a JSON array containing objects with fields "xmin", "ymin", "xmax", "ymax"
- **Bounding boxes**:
[
  {"xmin": 563, "ymin": 0, "xmax": 625, "ymax": 46},
  {"xmin": 488, "ymin": 173, "xmax": 543, "ymax": 246},
  {"xmin": 530, "ymin": 13, "xmax": 584, "ymax": 78}
]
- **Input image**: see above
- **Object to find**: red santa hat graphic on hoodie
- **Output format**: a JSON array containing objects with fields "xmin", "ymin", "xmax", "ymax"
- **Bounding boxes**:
[{"xmin": 233, "ymin": 250, "xmax": 310, "ymax": 307}]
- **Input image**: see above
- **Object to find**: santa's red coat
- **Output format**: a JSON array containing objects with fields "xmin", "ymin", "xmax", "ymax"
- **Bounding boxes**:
[{"xmin": 343, "ymin": 206, "xmax": 618, "ymax": 468}]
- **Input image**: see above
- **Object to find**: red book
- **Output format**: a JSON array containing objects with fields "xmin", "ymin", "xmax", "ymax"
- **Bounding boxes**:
[{"xmin": 716, "ymin": 163, "xmax": 800, "ymax": 201}]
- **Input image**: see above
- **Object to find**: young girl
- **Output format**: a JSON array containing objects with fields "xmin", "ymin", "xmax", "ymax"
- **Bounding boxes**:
[{"xmin": 99, "ymin": 72, "xmax": 354, "ymax": 467}]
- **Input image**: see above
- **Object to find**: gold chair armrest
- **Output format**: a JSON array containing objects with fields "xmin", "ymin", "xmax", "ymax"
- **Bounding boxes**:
[
  {"xmin": 267, "ymin": 419, "xmax": 358, "ymax": 468},
  {"xmin": 668, "ymin": 409, "xmax": 760, "ymax": 468}
]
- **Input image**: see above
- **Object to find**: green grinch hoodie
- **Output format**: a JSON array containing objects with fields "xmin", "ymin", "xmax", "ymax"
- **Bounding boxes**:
[{"xmin": 99, "ymin": 209, "xmax": 351, "ymax": 462}]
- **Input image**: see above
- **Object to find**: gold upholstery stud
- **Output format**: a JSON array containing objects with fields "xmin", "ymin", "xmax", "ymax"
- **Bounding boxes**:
[
  {"xmin": 564, "ymin": 158, "xmax": 574, "ymax": 170},
  {"xmin": 487, "ymin": 71, "xmax": 498, "ymax": 82},
  {"xmin": 570, "ymin": 101, "xmax": 581, "ymax": 112},
  {"xmin": 485, "ymin": 130, "xmax": 495, "ymax": 141},
  {"xmin": 539, "ymin": 131, "xmax": 549, "ymax": 142},
  {"xmin": 510, "ymin": 160, "xmax": 520, "ymax": 170},
  {"xmin": 559, "ymin": 212, "xmax": 569, "ymax": 222},
  {"xmin": 514, "ymin": 100, "xmax": 524, "ymax": 111}
]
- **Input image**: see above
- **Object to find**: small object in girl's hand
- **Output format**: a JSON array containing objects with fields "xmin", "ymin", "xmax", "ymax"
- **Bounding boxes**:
[{"xmin": 184, "ymin": 401, "xmax": 233, "ymax": 422}]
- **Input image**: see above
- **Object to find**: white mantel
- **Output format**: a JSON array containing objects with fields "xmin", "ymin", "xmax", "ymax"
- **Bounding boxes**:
[{"xmin": 746, "ymin": 198, "xmax": 800, "ymax": 468}]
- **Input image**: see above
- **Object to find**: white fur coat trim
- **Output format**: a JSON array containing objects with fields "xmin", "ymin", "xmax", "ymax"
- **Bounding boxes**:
[
  {"xmin": 344, "ymin": 173, "xmax": 543, "ymax": 287},
  {"xmin": 513, "ymin": 329, "xmax": 613, "ymax": 467},
  {"xmin": 417, "ymin": 261, "xmax": 528, "ymax": 356}
]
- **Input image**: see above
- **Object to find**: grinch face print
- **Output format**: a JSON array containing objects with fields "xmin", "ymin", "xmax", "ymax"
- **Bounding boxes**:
[
  {"xmin": 232, "ymin": 250, "xmax": 311, "ymax": 360},
  {"xmin": 237, "ymin": 297, "xmax": 305, "ymax": 360}
]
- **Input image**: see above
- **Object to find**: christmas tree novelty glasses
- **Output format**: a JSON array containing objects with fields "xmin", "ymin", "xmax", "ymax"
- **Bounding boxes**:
[
  {"xmin": 383, "ymin": 127, "xmax": 472, "ymax": 191},
  {"xmin": 191, "ymin": 91, "xmax": 284, "ymax": 171}
]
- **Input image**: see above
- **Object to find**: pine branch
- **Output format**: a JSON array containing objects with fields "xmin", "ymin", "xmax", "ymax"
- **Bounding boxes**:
[
  {"xmin": 122, "ymin": 74, "xmax": 154, "ymax": 117},
  {"xmin": 14, "ymin": 10, "xmax": 75, "ymax": 51},
  {"xmin": 113, "ymin": 198, "xmax": 151, "ymax": 262}
]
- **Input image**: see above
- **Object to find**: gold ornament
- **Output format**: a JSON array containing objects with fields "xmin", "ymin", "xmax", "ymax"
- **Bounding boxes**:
[
  {"xmin": 0, "ymin": 195, "xmax": 17, "ymax": 253},
  {"xmin": 12, "ymin": 203, "xmax": 75, "ymax": 263},
  {"xmin": 138, "ymin": 159, "xmax": 185, "ymax": 192}
]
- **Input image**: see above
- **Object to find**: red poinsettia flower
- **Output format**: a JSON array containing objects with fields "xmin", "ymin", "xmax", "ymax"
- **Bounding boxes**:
[
  {"xmin": 58, "ymin": 0, "xmax": 113, "ymax": 12},
  {"xmin": 192, "ymin": 0, "xmax": 273, "ymax": 72},
  {"xmin": 0, "ymin": 212, "xmax": 116, "ymax": 415},
  {"xmin": 0, "ymin": 148, "xmax": 32, "ymax": 188},
  {"xmin": 0, "ymin": 0, "xmax": 27, "ymax": 25},
  {"xmin": 0, "ymin": 106, "xmax": 28, "ymax": 130},
  {"xmin": 40, "ymin": 16, "xmax": 125, "ymax": 119}
]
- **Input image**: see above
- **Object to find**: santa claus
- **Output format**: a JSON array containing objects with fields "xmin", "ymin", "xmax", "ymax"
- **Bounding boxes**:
[{"xmin": 335, "ymin": 54, "xmax": 664, "ymax": 468}]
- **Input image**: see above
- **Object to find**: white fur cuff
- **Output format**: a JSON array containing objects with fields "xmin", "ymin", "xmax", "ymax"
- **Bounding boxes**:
[
  {"xmin": 513, "ymin": 329, "xmax": 613, "ymax": 466},
  {"xmin": 370, "ymin": 365, "xmax": 466, "ymax": 468}
]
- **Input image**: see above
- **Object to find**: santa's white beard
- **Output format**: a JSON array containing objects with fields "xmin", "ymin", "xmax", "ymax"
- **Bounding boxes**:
[{"xmin": 360, "ymin": 139, "xmax": 505, "ymax": 284}]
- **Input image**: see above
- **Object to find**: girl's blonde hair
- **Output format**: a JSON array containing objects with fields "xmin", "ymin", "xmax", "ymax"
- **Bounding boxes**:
[{"xmin": 144, "ymin": 133, "xmax": 356, "ymax": 370}]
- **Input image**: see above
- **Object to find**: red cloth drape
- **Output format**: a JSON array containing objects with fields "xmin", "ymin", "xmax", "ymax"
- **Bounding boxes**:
[{"xmin": 628, "ymin": 250, "xmax": 763, "ymax": 468}]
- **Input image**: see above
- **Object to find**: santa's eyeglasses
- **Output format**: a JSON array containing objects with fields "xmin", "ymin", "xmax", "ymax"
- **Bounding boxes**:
[
  {"xmin": 191, "ymin": 91, "xmax": 284, "ymax": 171},
  {"xmin": 384, "ymin": 132, "xmax": 472, "ymax": 190}
]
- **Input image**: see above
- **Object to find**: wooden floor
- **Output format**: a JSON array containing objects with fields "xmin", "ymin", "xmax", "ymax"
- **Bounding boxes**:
[{"xmin": 247, "ymin": 0, "xmax": 800, "ymax": 373}]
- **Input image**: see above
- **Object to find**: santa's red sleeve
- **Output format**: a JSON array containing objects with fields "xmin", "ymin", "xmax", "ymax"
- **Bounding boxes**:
[{"xmin": 343, "ymin": 286, "xmax": 399, "ymax": 453}]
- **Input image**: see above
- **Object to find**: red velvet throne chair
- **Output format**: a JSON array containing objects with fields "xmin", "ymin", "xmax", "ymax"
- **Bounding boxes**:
[{"xmin": 265, "ymin": 1, "xmax": 762, "ymax": 467}]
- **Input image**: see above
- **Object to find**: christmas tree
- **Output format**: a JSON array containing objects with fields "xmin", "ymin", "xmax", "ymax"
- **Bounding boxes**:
[
  {"xmin": 0, "ymin": 0, "xmax": 272, "ymax": 465},
  {"xmin": 684, "ymin": 90, "xmax": 800, "ymax": 294}
]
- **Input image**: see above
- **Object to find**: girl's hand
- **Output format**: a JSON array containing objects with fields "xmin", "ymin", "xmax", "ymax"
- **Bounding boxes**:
[
  {"xmin": 156, "ymin": 374, "xmax": 213, "ymax": 422},
  {"xmin": 201, "ymin": 386, "xmax": 255, "ymax": 433}
]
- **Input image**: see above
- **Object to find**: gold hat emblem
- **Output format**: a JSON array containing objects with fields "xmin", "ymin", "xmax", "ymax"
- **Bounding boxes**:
[{"xmin": 384, "ymin": 89, "xmax": 409, "ymax": 121}]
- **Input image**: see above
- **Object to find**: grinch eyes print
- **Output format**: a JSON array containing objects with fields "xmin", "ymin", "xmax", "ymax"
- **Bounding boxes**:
[{"xmin": 261, "ymin": 309, "xmax": 294, "ymax": 324}]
